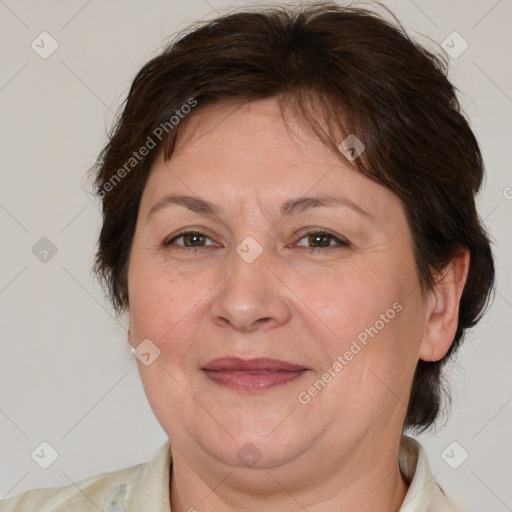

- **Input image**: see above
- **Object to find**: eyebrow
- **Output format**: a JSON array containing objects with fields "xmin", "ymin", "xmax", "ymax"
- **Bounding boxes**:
[
  {"xmin": 147, "ymin": 194, "xmax": 221, "ymax": 221},
  {"xmin": 146, "ymin": 193, "xmax": 372, "ymax": 221},
  {"xmin": 280, "ymin": 194, "xmax": 372, "ymax": 219}
]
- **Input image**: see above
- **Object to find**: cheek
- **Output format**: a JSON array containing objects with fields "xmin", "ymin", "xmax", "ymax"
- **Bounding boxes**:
[
  {"xmin": 341, "ymin": 290, "xmax": 426, "ymax": 412},
  {"xmin": 287, "ymin": 258, "xmax": 400, "ymax": 343},
  {"xmin": 128, "ymin": 259, "xmax": 181, "ymax": 345},
  {"xmin": 127, "ymin": 264, "xmax": 208, "ymax": 417},
  {"xmin": 127, "ymin": 257, "xmax": 217, "ymax": 363},
  {"xmin": 292, "ymin": 257, "xmax": 422, "ymax": 390},
  {"xmin": 306, "ymin": 304, "xmax": 423, "ymax": 433}
]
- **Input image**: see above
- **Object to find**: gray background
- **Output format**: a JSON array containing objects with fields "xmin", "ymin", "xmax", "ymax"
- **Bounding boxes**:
[{"xmin": 0, "ymin": 0, "xmax": 510, "ymax": 510}]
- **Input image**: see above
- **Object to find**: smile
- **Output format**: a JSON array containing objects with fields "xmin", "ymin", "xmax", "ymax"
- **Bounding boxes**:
[{"xmin": 201, "ymin": 357, "xmax": 309, "ymax": 391}]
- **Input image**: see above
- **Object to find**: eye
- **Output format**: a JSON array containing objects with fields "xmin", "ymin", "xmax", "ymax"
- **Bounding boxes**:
[
  {"xmin": 164, "ymin": 230, "xmax": 217, "ymax": 248},
  {"xmin": 295, "ymin": 230, "xmax": 349, "ymax": 251}
]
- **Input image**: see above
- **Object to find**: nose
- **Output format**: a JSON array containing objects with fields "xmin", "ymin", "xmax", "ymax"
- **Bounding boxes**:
[{"xmin": 209, "ymin": 243, "xmax": 292, "ymax": 332}]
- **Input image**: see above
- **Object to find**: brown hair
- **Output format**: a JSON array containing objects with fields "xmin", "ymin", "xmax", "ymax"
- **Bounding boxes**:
[{"xmin": 92, "ymin": 2, "xmax": 495, "ymax": 431}]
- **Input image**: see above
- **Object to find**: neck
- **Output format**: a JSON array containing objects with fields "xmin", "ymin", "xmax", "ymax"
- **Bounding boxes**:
[{"xmin": 169, "ymin": 436, "xmax": 409, "ymax": 512}]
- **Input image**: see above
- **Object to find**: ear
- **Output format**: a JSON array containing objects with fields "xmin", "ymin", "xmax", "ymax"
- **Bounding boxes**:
[{"xmin": 419, "ymin": 247, "xmax": 470, "ymax": 362}]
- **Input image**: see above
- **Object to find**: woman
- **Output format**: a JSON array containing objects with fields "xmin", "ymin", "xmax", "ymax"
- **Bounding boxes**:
[{"xmin": 1, "ymin": 2, "xmax": 494, "ymax": 511}]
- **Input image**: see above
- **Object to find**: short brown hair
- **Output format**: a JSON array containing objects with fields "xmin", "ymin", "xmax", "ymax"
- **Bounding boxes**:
[{"xmin": 92, "ymin": 2, "xmax": 495, "ymax": 431}]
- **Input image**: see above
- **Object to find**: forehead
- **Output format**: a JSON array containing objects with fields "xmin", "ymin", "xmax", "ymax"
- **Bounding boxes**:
[
  {"xmin": 171, "ymin": 98, "xmax": 330, "ymax": 166},
  {"xmin": 141, "ymin": 98, "xmax": 401, "ymax": 222}
]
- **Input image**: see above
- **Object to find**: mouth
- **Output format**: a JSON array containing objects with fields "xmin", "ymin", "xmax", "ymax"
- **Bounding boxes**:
[{"xmin": 201, "ymin": 357, "xmax": 309, "ymax": 392}]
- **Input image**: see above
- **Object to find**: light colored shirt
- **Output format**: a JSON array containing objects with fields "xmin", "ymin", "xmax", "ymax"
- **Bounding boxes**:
[{"xmin": 0, "ymin": 436, "xmax": 461, "ymax": 511}]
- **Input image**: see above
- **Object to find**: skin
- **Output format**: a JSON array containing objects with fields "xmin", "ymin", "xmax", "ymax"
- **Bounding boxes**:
[{"xmin": 127, "ymin": 98, "xmax": 470, "ymax": 512}]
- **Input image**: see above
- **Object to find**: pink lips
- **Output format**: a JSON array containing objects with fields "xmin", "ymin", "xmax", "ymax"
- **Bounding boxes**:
[{"xmin": 202, "ymin": 357, "xmax": 308, "ymax": 391}]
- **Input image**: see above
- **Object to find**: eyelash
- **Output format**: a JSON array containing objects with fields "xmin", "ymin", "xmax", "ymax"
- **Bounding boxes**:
[
  {"xmin": 295, "ymin": 229, "xmax": 350, "ymax": 251},
  {"xmin": 163, "ymin": 229, "xmax": 350, "ymax": 253}
]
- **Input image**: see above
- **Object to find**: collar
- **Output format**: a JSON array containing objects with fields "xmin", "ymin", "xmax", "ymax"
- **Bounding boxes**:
[
  {"xmin": 399, "ymin": 435, "xmax": 441, "ymax": 511},
  {"xmin": 124, "ymin": 440, "xmax": 172, "ymax": 512}
]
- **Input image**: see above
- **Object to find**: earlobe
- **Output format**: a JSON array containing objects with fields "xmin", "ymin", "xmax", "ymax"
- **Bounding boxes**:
[
  {"xmin": 126, "ymin": 310, "xmax": 134, "ymax": 347},
  {"xmin": 419, "ymin": 247, "xmax": 470, "ymax": 362}
]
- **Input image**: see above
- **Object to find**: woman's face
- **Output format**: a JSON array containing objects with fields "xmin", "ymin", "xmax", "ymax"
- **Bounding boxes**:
[{"xmin": 127, "ymin": 98, "xmax": 430, "ymax": 473}]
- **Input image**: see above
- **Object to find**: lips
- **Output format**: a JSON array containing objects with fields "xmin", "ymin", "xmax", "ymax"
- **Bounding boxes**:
[
  {"xmin": 202, "ymin": 357, "xmax": 308, "ymax": 391},
  {"xmin": 202, "ymin": 357, "xmax": 307, "ymax": 372}
]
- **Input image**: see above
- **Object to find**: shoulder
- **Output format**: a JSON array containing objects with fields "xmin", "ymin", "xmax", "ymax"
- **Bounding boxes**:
[
  {"xmin": 0, "ymin": 440, "xmax": 172, "ymax": 512},
  {"xmin": 0, "ymin": 462, "xmax": 145, "ymax": 512},
  {"xmin": 430, "ymin": 483, "xmax": 466, "ymax": 512}
]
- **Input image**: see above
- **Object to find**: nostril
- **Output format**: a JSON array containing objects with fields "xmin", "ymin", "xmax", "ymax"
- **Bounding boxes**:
[{"xmin": 255, "ymin": 317, "xmax": 272, "ymax": 325}]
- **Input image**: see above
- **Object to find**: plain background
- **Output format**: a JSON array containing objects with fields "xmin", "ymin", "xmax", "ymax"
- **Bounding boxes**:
[{"xmin": 0, "ymin": 0, "xmax": 510, "ymax": 510}]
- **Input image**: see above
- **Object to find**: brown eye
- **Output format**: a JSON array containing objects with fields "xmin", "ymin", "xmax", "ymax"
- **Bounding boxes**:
[
  {"xmin": 182, "ymin": 233, "xmax": 206, "ymax": 247},
  {"xmin": 308, "ymin": 233, "xmax": 332, "ymax": 248},
  {"xmin": 165, "ymin": 231, "xmax": 216, "ymax": 248},
  {"xmin": 295, "ymin": 230, "xmax": 349, "ymax": 251}
]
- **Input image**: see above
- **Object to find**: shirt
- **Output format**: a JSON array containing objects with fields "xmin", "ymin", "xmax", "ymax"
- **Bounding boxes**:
[{"xmin": 0, "ymin": 436, "xmax": 461, "ymax": 511}]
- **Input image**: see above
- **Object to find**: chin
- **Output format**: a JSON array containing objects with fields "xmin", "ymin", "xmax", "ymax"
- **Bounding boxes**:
[{"xmin": 199, "ymin": 421, "xmax": 310, "ymax": 471}]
